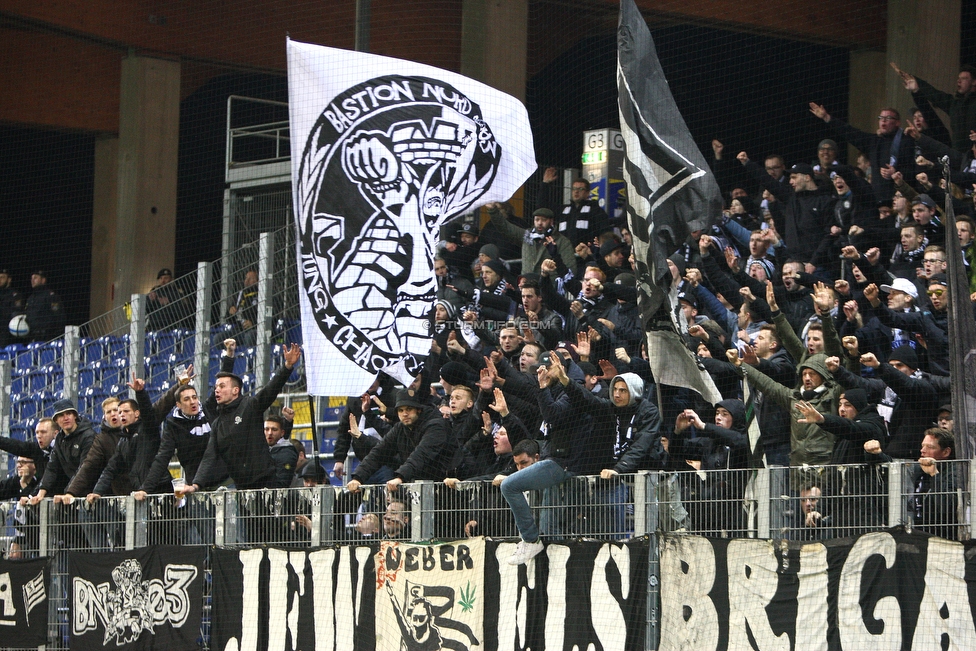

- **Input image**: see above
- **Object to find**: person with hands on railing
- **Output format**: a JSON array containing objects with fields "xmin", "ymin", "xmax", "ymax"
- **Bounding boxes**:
[
  {"xmin": 28, "ymin": 399, "xmax": 95, "ymax": 506},
  {"xmin": 345, "ymin": 389, "xmax": 459, "ymax": 496},
  {"xmin": 132, "ymin": 365, "xmax": 220, "ymax": 503},
  {"xmin": 669, "ymin": 401, "xmax": 749, "ymax": 535},
  {"xmin": 864, "ymin": 425, "xmax": 959, "ymax": 539}
]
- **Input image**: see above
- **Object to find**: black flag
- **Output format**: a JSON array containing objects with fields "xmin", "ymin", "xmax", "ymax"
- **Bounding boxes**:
[
  {"xmin": 941, "ymin": 157, "xmax": 976, "ymax": 462},
  {"xmin": 617, "ymin": 0, "xmax": 723, "ymax": 402}
]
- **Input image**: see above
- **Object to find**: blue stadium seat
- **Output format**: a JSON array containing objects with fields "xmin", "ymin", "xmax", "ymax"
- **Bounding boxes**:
[
  {"xmin": 79, "ymin": 365, "xmax": 97, "ymax": 391},
  {"xmin": 27, "ymin": 370, "xmax": 47, "ymax": 392},
  {"xmin": 37, "ymin": 392, "xmax": 56, "ymax": 417},
  {"xmin": 233, "ymin": 354, "xmax": 247, "ymax": 377},
  {"xmin": 240, "ymin": 373, "xmax": 254, "ymax": 394},
  {"xmin": 81, "ymin": 337, "xmax": 104, "ymax": 364},
  {"xmin": 3, "ymin": 344, "xmax": 25, "ymax": 355},
  {"xmin": 13, "ymin": 396, "xmax": 37, "ymax": 421},
  {"xmin": 45, "ymin": 365, "xmax": 64, "ymax": 393},
  {"xmin": 98, "ymin": 361, "xmax": 120, "ymax": 388},
  {"xmin": 9, "ymin": 423, "xmax": 27, "ymax": 442},
  {"xmin": 179, "ymin": 330, "xmax": 195, "ymax": 357},
  {"xmin": 283, "ymin": 319, "xmax": 302, "ymax": 345},
  {"xmin": 26, "ymin": 341, "xmax": 44, "ymax": 366},
  {"xmin": 13, "ymin": 348, "xmax": 33, "ymax": 372},
  {"xmin": 104, "ymin": 335, "xmax": 128, "ymax": 360},
  {"xmin": 81, "ymin": 386, "xmax": 110, "ymax": 418},
  {"xmin": 39, "ymin": 341, "xmax": 62, "ymax": 366},
  {"xmin": 143, "ymin": 334, "xmax": 154, "ymax": 358},
  {"xmin": 10, "ymin": 369, "xmax": 25, "ymax": 394},
  {"xmin": 148, "ymin": 357, "xmax": 170, "ymax": 388},
  {"xmin": 156, "ymin": 330, "xmax": 179, "ymax": 357},
  {"xmin": 113, "ymin": 357, "xmax": 130, "ymax": 384}
]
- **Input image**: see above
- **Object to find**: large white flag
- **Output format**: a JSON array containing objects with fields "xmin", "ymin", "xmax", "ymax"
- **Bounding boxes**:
[{"xmin": 288, "ymin": 39, "xmax": 536, "ymax": 396}]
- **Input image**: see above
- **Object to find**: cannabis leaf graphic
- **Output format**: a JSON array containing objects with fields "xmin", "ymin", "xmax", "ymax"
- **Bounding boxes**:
[{"xmin": 459, "ymin": 581, "xmax": 476, "ymax": 612}]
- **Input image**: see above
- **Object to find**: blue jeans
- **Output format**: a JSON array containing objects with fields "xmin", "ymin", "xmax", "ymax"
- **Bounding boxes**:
[{"xmin": 500, "ymin": 459, "xmax": 575, "ymax": 542}]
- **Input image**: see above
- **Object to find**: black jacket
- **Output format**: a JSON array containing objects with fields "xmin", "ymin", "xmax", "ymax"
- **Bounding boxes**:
[
  {"xmin": 269, "ymin": 439, "xmax": 299, "ymax": 488},
  {"xmin": 192, "ymin": 362, "xmax": 294, "ymax": 490},
  {"xmin": 38, "ymin": 419, "xmax": 96, "ymax": 495},
  {"xmin": 351, "ymin": 407, "xmax": 458, "ymax": 483},
  {"xmin": 832, "ymin": 364, "xmax": 937, "ymax": 460},
  {"xmin": 93, "ymin": 390, "xmax": 165, "ymax": 496},
  {"xmin": 561, "ymin": 374, "xmax": 665, "ymax": 474}
]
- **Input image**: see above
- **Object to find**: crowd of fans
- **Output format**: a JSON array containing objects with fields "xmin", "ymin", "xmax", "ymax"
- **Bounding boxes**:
[{"xmin": 3, "ymin": 61, "xmax": 976, "ymax": 564}]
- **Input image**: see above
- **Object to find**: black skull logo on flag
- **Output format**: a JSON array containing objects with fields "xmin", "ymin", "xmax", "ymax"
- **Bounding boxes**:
[{"xmin": 297, "ymin": 75, "xmax": 501, "ymax": 378}]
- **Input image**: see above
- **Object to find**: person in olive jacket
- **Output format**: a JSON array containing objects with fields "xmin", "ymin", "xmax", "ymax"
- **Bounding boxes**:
[{"xmin": 728, "ymin": 351, "xmax": 842, "ymax": 466}]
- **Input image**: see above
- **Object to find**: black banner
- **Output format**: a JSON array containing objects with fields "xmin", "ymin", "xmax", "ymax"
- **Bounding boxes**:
[
  {"xmin": 659, "ymin": 529, "xmax": 976, "ymax": 650},
  {"xmin": 69, "ymin": 546, "xmax": 205, "ymax": 651},
  {"xmin": 211, "ymin": 538, "xmax": 648, "ymax": 651},
  {"xmin": 0, "ymin": 556, "xmax": 49, "ymax": 646}
]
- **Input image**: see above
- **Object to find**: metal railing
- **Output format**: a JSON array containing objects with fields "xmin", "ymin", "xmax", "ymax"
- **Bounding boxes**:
[
  {"xmin": 225, "ymin": 95, "xmax": 290, "ymax": 171},
  {"xmin": 2, "ymin": 460, "xmax": 972, "ymax": 650}
]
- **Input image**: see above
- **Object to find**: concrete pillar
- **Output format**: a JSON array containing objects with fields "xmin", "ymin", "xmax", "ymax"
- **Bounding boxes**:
[
  {"xmin": 91, "ymin": 135, "xmax": 119, "ymax": 319},
  {"xmin": 461, "ymin": 0, "xmax": 528, "ymax": 101},
  {"xmin": 886, "ymin": 0, "xmax": 961, "ymax": 122},
  {"xmin": 847, "ymin": 1, "xmax": 960, "ymax": 162},
  {"xmin": 113, "ymin": 54, "xmax": 180, "ymax": 311}
]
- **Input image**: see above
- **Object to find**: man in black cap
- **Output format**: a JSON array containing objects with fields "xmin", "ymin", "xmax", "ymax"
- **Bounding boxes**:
[
  {"xmin": 596, "ymin": 238, "xmax": 628, "ymax": 283},
  {"xmin": 536, "ymin": 168, "xmax": 612, "ymax": 247},
  {"xmin": 910, "ymin": 194, "xmax": 945, "ymax": 245},
  {"xmin": 345, "ymin": 390, "xmax": 458, "ymax": 495},
  {"xmin": 0, "ymin": 268, "xmax": 23, "ymax": 347},
  {"xmin": 24, "ymin": 269, "xmax": 65, "ymax": 342},
  {"xmin": 185, "ymin": 339, "xmax": 303, "ymax": 494},
  {"xmin": 440, "ymin": 220, "xmax": 482, "ymax": 282},
  {"xmin": 735, "ymin": 152, "xmax": 836, "ymax": 265},
  {"xmin": 485, "ymin": 203, "xmax": 576, "ymax": 275},
  {"xmin": 28, "ymin": 399, "xmax": 95, "ymax": 504},
  {"xmin": 833, "ymin": 345, "xmax": 938, "ymax": 459}
]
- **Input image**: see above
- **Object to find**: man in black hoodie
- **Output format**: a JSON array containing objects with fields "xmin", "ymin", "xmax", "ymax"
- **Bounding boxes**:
[
  {"xmin": 670, "ymin": 400, "xmax": 749, "ymax": 536},
  {"xmin": 135, "ymin": 383, "xmax": 217, "ymax": 498}
]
